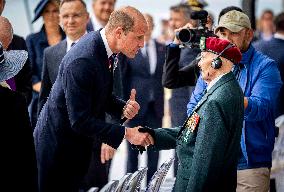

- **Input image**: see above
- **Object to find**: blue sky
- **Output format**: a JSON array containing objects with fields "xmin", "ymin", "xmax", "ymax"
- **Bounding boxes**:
[{"xmin": 2, "ymin": 0, "xmax": 283, "ymax": 38}]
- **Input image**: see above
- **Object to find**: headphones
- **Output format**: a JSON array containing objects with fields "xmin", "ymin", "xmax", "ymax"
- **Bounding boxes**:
[{"xmin": 211, "ymin": 43, "xmax": 235, "ymax": 69}]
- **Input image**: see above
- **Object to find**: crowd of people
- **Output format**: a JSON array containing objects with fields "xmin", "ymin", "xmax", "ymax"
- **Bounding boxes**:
[{"xmin": 0, "ymin": 0, "xmax": 283, "ymax": 191}]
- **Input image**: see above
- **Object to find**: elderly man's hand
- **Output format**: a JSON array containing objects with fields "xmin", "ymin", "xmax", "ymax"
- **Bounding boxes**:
[
  {"xmin": 123, "ymin": 89, "xmax": 140, "ymax": 120},
  {"xmin": 125, "ymin": 126, "xmax": 154, "ymax": 146},
  {"xmin": 100, "ymin": 143, "xmax": 116, "ymax": 164}
]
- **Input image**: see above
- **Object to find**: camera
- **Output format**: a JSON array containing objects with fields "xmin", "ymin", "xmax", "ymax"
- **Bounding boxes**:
[{"xmin": 176, "ymin": 10, "xmax": 216, "ymax": 48}]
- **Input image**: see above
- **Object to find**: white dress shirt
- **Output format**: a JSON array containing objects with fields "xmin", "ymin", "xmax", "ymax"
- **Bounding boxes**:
[
  {"xmin": 206, "ymin": 73, "xmax": 227, "ymax": 92},
  {"xmin": 66, "ymin": 31, "xmax": 88, "ymax": 52},
  {"xmin": 142, "ymin": 39, "xmax": 157, "ymax": 74},
  {"xmin": 100, "ymin": 28, "xmax": 113, "ymax": 58},
  {"xmin": 91, "ymin": 13, "xmax": 104, "ymax": 31}
]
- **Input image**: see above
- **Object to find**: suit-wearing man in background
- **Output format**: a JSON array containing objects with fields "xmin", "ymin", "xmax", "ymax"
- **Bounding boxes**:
[
  {"xmin": 162, "ymin": 3, "xmax": 200, "ymax": 175},
  {"xmin": 141, "ymin": 37, "xmax": 244, "ymax": 192},
  {"xmin": 34, "ymin": 6, "xmax": 150, "ymax": 192},
  {"xmin": 87, "ymin": 0, "xmax": 115, "ymax": 31},
  {"xmin": 37, "ymin": 0, "xmax": 114, "ymax": 190},
  {"xmin": 124, "ymin": 13, "xmax": 165, "ymax": 183},
  {"xmin": 0, "ymin": 0, "xmax": 32, "ymax": 105}
]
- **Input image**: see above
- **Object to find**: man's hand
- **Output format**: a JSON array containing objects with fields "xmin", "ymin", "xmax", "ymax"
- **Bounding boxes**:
[
  {"xmin": 100, "ymin": 143, "xmax": 116, "ymax": 164},
  {"xmin": 125, "ymin": 126, "xmax": 154, "ymax": 146},
  {"xmin": 123, "ymin": 89, "xmax": 140, "ymax": 120}
]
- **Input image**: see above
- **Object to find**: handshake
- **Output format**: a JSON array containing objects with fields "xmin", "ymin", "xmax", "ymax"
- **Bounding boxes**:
[
  {"xmin": 121, "ymin": 89, "xmax": 156, "ymax": 153},
  {"xmin": 125, "ymin": 126, "xmax": 156, "ymax": 154},
  {"xmin": 101, "ymin": 89, "xmax": 155, "ymax": 163}
]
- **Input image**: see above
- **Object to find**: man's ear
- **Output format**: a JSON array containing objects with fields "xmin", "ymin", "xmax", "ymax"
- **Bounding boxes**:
[
  {"xmin": 114, "ymin": 27, "xmax": 124, "ymax": 40},
  {"xmin": 247, "ymin": 28, "xmax": 254, "ymax": 42}
]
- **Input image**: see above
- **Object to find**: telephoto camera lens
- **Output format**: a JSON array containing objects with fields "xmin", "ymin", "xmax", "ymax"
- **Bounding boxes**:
[{"xmin": 176, "ymin": 28, "xmax": 195, "ymax": 44}]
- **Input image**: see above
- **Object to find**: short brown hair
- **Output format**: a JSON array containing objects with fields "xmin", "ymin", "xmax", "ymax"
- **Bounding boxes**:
[
  {"xmin": 93, "ymin": 0, "xmax": 116, "ymax": 3},
  {"xmin": 170, "ymin": 3, "xmax": 192, "ymax": 20},
  {"xmin": 60, "ymin": 0, "xmax": 87, "ymax": 9},
  {"xmin": 106, "ymin": 6, "xmax": 144, "ymax": 34}
]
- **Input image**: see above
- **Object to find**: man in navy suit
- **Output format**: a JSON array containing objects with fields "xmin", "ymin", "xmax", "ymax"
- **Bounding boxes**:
[
  {"xmin": 87, "ymin": 0, "xmax": 116, "ymax": 31},
  {"xmin": 124, "ymin": 13, "xmax": 165, "ymax": 183},
  {"xmin": 34, "ymin": 6, "xmax": 150, "ymax": 192},
  {"xmin": 38, "ymin": 0, "xmax": 114, "ymax": 190}
]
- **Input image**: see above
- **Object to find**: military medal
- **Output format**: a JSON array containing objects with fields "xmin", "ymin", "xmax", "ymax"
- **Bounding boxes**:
[
  {"xmin": 183, "ymin": 112, "xmax": 200, "ymax": 142},
  {"xmin": 186, "ymin": 112, "xmax": 200, "ymax": 132}
]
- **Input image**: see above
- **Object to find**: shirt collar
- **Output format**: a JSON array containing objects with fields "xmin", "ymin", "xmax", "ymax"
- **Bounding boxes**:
[
  {"xmin": 91, "ymin": 14, "xmax": 104, "ymax": 31},
  {"xmin": 100, "ymin": 28, "xmax": 113, "ymax": 58},
  {"xmin": 66, "ymin": 31, "xmax": 88, "ymax": 52},
  {"xmin": 145, "ymin": 39, "xmax": 154, "ymax": 46},
  {"xmin": 207, "ymin": 73, "xmax": 226, "ymax": 91},
  {"xmin": 274, "ymin": 33, "xmax": 284, "ymax": 40}
]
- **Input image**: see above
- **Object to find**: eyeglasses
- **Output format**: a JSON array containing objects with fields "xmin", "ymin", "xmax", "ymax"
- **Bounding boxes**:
[{"xmin": 61, "ymin": 12, "xmax": 86, "ymax": 20}]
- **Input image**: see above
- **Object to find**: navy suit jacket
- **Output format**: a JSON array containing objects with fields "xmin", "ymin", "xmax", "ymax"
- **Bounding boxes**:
[
  {"xmin": 125, "ymin": 40, "xmax": 165, "ymax": 119},
  {"xmin": 34, "ymin": 31, "xmax": 126, "ymax": 191},
  {"xmin": 26, "ymin": 25, "xmax": 65, "ymax": 127},
  {"xmin": 37, "ymin": 39, "xmax": 67, "ymax": 113},
  {"xmin": 87, "ymin": 20, "xmax": 94, "ymax": 31}
]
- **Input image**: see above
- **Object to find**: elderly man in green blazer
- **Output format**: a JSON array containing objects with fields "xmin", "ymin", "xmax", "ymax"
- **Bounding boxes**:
[{"xmin": 140, "ymin": 37, "xmax": 244, "ymax": 192}]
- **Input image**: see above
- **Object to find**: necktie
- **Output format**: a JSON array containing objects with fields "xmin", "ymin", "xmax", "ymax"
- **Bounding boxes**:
[
  {"xmin": 71, "ymin": 42, "xmax": 76, "ymax": 47},
  {"xmin": 108, "ymin": 54, "xmax": 117, "ymax": 71}
]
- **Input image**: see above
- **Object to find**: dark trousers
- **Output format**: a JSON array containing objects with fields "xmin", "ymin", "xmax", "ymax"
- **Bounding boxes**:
[
  {"xmin": 126, "ymin": 102, "xmax": 162, "ymax": 183},
  {"xmin": 80, "ymin": 140, "xmax": 110, "ymax": 191}
]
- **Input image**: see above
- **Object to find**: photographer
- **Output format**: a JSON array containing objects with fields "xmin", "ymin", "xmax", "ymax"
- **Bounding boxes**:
[{"xmin": 165, "ymin": 3, "xmax": 201, "ymax": 133}]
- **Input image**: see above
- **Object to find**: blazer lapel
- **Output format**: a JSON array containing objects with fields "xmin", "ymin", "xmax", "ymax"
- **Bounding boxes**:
[{"xmin": 58, "ymin": 40, "xmax": 67, "ymax": 57}]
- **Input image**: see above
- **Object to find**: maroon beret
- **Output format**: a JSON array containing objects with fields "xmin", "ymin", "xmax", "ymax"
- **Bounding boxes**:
[{"xmin": 200, "ymin": 37, "xmax": 242, "ymax": 63}]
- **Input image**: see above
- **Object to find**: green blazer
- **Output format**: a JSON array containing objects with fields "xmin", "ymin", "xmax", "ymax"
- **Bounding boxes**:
[{"xmin": 153, "ymin": 72, "xmax": 244, "ymax": 192}]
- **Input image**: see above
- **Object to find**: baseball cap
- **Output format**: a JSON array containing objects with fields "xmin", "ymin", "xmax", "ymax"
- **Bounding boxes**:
[{"xmin": 214, "ymin": 10, "xmax": 251, "ymax": 33}]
